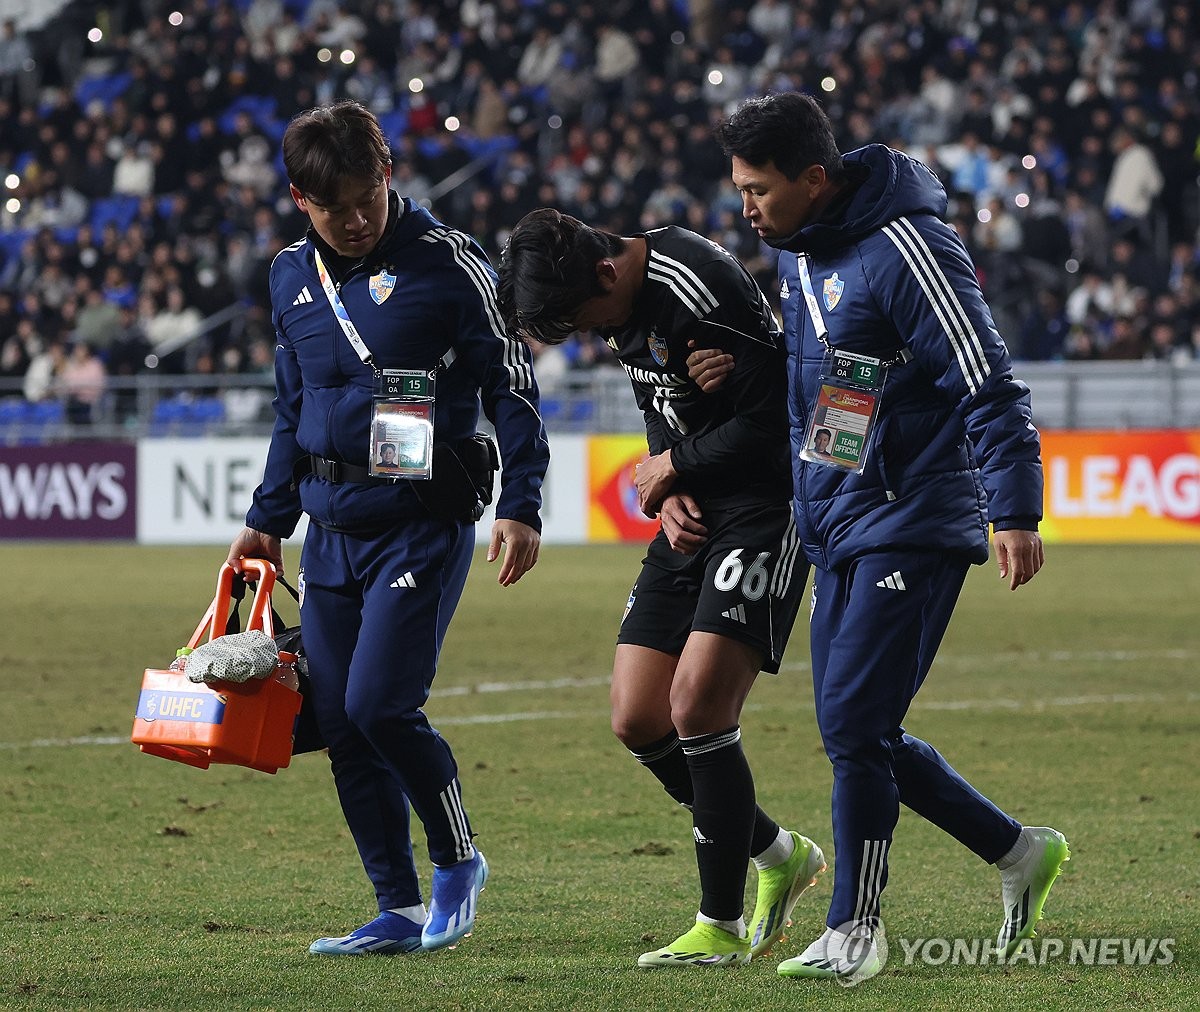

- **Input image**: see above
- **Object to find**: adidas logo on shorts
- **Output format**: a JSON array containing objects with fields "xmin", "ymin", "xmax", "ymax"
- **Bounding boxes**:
[{"xmin": 721, "ymin": 604, "xmax": 747, "ymax": 623}]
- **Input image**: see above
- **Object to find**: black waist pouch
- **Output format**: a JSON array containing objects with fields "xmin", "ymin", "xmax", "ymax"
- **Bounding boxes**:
[{"xmin": 412, "ymin": 433, "xmax": 499, "ymax": 523}]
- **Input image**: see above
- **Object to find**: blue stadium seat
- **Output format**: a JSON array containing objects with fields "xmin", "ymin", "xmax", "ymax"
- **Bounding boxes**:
[
  {"xmin": 460, "ymin": 135, "xmax": 517, "ymax": 160},
  {"xmin": 219, "ymin": 95, "xmax": 281, "ymax": 138},
  {"xmin": 6, "ymin": 399, "xmax": 66, "ymax": 443},
  {"xmin": 0, "ymin": 397, "xmax": 25, "ymax": 424},
  {"xmin": 378, "ymin": 109, "xmax": 409, "ymax": 144},
  {"xmin": 539, "ymin": 397, "xmax": 563, "ymax": 423},
  {"xmin": 74, "ymin": 71, "xmax": 132, "ymax": 111},
  {"xmin": 0, "ymin": 398, "xmax": 25, "ymax": 444},
  {"xmin": 27, "ymin": 400, "xmax": 64, "ymax": 425},
  {"xmin": 189, "ymin": 397, "xmax": 226, "ymax": 432},
  {"xmin": 568, "ymin": 400, "xmax": 594, "ymax": 423},
  {"xmin": 416, "ymin": 137, "xmax": 448, "ymax": 160},
  {"xmin": 0, "ymin": 229, "xmax": 33, "ymax": 265},
  {"xmin": 537, "ymin": 396, "xmax": 594, "ymax": 428},
  {"xmin": 150, "ymin": 395, "xmax": 227, "ymax": 436},
  {"xmin": 150, "ymin": 396, "xmax": 190, "ymax": 437},
  {"xmin": 90, "ymin": 195, "xmax": 141, "ymax": 232}
]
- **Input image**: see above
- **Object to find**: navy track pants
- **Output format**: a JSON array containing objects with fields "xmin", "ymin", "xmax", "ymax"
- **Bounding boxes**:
[
  {"xmin": 810, "ymin": 550, "xmax": 1021, "ymax": 931},
  {"xmin": 299, "ymin": 517, "xmax": 476, "ymax": 911}
]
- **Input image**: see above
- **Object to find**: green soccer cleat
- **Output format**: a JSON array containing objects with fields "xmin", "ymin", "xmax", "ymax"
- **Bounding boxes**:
[
  {"xmin": 997, "ymin": 826, "xmax": 1070, "ymax": 956},
  {"xmin": 748, "ymin": 832, "xmax": 827, "ymax": 958},
  {"xmin": 637, "ymin": 920, "xmax": 751, "ymax": 969}
]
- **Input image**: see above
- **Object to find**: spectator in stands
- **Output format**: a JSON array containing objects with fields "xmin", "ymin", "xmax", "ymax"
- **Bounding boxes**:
[
  {"xmin": 1066, "ymin": 267, "xmax": 1116, "ymax": 327},
  {"xmin": 1109, "ymin": 236, "xmax": 1164, "ymax": 296},
  {"xmin": 74, "ymin": 287, "xmax": 123, "ymax": 350},
  {"xmin": 516, "ymin": 25, "xmax": 562, "ymax": 91},
  {"xmin": 1154, "ymin": 119, "xmax": 1199, "ymax": 246},
  {"xmin": 943, "ymin": 131, "xmax": 994, "ymax": 201},
  {"xmin": 0, "ymin": 19, "xmax": 33, "ymax": 105},
  {"xmin": 145, "ymin": 286, "xmax": 203, "ymax": 354},
  {"xmin": 112, "ymin": 140, "xmax": 155, "ymax": 196},
  {"xmin": 23, "ymin": 335, "xmax": 63, "ymax": 403},
  {"xmin": 59, "ymin": 340, "xmax": 107, "ymax": 423},
  {"xmin": 0, "ymin": 0, "xmax": 1193, "ymax": 382},
  {"xmin": 1062, "ymin": 189, "xmax": 1110, "ymax": 268},
  {"xmin": 0, "ymin": 321, "xmax": 31, "ymax": 382},
  {"xmin": 1018, "ymin": 289, "xmax": 1071, "ymax": 361},
  {"xmin": 1103, "ymin": 126, "xmax": 1164, "ymax": 243},
  {"xmin": 594, "ymin": 22, "xmax": 641, "ymax": 103},
  {"xmin": 1104, "ymin": 315, "xmax": 1146, "ymax": 360}
]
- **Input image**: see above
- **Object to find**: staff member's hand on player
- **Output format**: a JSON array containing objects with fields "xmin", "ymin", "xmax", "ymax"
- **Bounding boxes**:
[
  {"xmin": 686, "ymin": 340, "xmax": 734, "ymax": 393},
  {"xmin": 658, "ymin": 493, "xmax": 708, "ymax": 555},
  {"xmin": 634, "ymin": 451, "xmax": 677, "ymax": 517}
]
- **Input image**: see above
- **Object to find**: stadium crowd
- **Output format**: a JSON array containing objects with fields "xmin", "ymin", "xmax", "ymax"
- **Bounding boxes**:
[{"xmin": 0, "ymin": 0, "xmax": 1197, "ymax": 425}]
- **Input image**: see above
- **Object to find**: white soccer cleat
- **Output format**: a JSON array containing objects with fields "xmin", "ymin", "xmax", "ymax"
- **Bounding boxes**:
[
  {"xmin": 997, "ymin": 826, "xmax": 1070, "ymax": 956},
  {"xmin": 777, "ymin": 924, "xmax": 885, "ymax": 983}
]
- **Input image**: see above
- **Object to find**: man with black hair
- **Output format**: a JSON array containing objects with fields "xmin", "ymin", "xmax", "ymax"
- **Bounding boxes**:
[
  {"xmin": 689, "ymin": 91, "xmax": 1068, "ymax": 983},
  {"xmin": 227, "ymin": 101, "xmax": 548, "ymax": 957},
  {"xmin": 498, "ymin": 208, "xmax": 821, "ymax": 969}
]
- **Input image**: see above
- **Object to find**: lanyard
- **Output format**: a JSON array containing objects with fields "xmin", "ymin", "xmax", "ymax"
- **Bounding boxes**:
[
  {"xmin": 797, "ymin": 254, "xmax": 911, "ymax": 366},
  {"xmin": 796, "ymin": 255, "xmax": 828, "ymax": 342},
  {"xmin": 313, "ymin": 248, "xmax": 375, "ymax": 367},
  {"xmin": 311, "ymin": 247, "xmax": 458, "ymax": 372}
]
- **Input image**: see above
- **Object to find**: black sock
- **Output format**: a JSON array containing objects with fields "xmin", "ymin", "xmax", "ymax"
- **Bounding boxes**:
[
  {"xmin": 629, "ymin": 730, "xmax": 780, "ymax": 854},
  {"xmin": 628, "ymin": 730, "xmax": 693, "ymax": 807},
  {"xmin": 681, "ymin": 726, "xmax": 756, "ymax": 923}
]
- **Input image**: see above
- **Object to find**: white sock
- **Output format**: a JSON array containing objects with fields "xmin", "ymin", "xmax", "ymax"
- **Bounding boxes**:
[
  {"xmin": 387, "ymin": 903, "xmax": 427, "ymax": 923},
  {"xmin": 752, "ymin": 826, "xmax": 796, "ymax": 870},
  {"xmin": 996, "ymin": 828, "xmax": 1030, "ymax": 870},
  {"xmin": 697, "ymin": 911, "xmax": 747, "ymax": 938}
]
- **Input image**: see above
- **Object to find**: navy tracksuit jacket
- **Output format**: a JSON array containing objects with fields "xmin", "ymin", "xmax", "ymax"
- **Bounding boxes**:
[
  {"xmin": 246, "ymin": 194, "xmax": 548, "ymax": 909},
  {"xmin": 771, "ymin": 145, "xmax": 1041, "ymax": 931}
]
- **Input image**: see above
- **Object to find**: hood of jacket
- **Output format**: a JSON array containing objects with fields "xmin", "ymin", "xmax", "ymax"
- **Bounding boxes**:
[{"xmin": 771, "ymin": 144, "xmax": 948, "ymax": 255}]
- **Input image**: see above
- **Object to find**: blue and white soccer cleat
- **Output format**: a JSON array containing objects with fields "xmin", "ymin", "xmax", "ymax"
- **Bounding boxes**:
[
  {"xmin": 308, "ymin": 911, "xmax": 424, "ymax": 955},
  {"xmin": 421, "ymin": 849, "xmax": 489, "ymax": 950}
]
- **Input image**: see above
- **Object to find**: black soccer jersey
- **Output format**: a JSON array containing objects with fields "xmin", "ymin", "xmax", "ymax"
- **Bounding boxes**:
[{"xmin": 603, "ymin": 226, "xmax": 791, "ymax": 510}]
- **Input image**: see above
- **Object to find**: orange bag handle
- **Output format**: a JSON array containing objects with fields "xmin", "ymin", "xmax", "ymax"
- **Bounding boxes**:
[{"xmin": 185, "ymin": 560, "xmax": 278, "ymax": 649}]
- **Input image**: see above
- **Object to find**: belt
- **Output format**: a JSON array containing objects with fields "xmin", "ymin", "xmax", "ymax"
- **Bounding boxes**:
[{"xmin": 309, "ymin": 455, "xmax": 392, "ymax": 484}]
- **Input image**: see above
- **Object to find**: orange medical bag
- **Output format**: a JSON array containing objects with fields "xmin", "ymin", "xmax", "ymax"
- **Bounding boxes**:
[{"xmin": 130, "ymin": 559, "xmax": 302, "ymax": 774}]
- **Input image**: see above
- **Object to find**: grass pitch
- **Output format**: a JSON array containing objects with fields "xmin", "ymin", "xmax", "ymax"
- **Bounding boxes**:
[{"xmin": 0, "ymin": 542, "xmax": 1197, "ymax": 1011}]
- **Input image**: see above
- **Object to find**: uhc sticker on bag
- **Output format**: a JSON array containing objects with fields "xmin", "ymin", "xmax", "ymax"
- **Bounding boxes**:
[{"xmin": 136, "ymin": 689, "xmax": 226, "ymax": 724}]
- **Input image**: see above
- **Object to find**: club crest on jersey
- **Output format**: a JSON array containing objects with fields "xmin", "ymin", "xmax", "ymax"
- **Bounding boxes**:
[
  {"xmin": 369, "ymin": 269, "xmax": 396, "ymax": 305},
  {"xmin": 647, "ymin": 330, "xmax": 668, "ymax": 366},
  {"xmin": 822, "ymin": 273, "xmax": 844, "ymax": 311}
]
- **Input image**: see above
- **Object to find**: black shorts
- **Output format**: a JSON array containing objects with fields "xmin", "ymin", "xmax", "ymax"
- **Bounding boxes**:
[{"xmin": 617, "ymin": 501, "xmax": 809, "ymax": 673}]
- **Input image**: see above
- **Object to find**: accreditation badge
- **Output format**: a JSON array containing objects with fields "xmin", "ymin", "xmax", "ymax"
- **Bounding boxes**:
[
  {"xmin": 369, "ymin": 369, "xmax": 436, "ymax": 479},
  {"xmin": 800, "ymin": 349, "xmax": 886, "ymax": 474}
]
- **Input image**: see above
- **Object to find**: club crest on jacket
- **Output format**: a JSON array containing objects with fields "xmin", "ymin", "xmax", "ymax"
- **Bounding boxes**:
[
  {"xmin": 823, "ymin": 272, "xmax": 844, "ymax": 311},
  {"xmin": 369, "ymin": 269, "xmax": 396, "ymax": 305}
]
